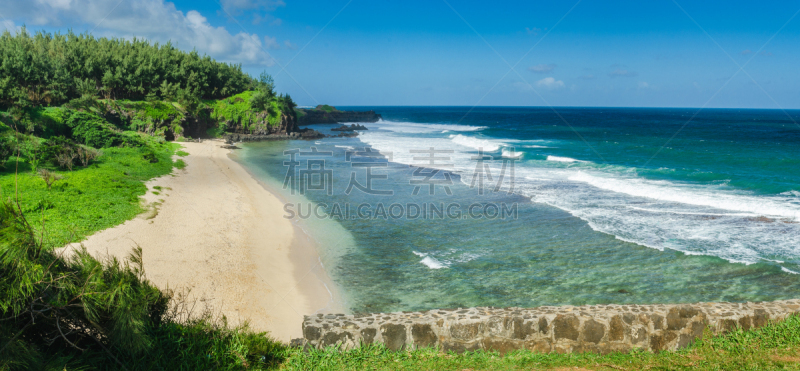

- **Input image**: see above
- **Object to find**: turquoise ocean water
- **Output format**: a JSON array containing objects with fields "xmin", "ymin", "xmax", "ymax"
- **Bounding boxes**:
[{"xmin": 236, "ymin": 107, "xmax": 800, "ymax": 314}]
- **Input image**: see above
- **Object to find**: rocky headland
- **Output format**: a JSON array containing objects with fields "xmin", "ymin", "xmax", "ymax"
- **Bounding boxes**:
[
  {"xmin": 296, "ymin": 105, "xmax": 381, "ymax": 125},
  {"xmin": 331, "ymin": 124, "xmax": 369, "ymax": 131}
]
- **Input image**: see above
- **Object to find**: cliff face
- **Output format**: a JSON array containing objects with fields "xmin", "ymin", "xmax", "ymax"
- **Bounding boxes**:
[
  {"xmin": 296, "ymin": 109, "xmax": 382, "ymax": 125},
  {"xmin": 223, "ymin": 111, "xmax": 299, "ymax": 135}
]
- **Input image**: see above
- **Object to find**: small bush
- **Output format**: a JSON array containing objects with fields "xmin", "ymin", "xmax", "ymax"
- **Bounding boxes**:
[
  {"xmin": 37, "ymin": 169, "xmax": 62, "ymax": 189},
  {"xmin": 63, "ymin": 110, "xmax": 124, "ymax": 148}
]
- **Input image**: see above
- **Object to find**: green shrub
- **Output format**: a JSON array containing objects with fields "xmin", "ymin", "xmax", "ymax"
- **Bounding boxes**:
[{"xmin": 62, "ymin": 110, "xmax": 123, "ymax": 148}]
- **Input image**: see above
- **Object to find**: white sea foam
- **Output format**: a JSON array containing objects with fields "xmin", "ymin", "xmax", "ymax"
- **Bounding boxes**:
[
  {"xmin": 501, "ymin": 148, "xmax": 523, "ymax": 159},
  {"xmin": 569, "ymin": 172, "xmax": 800, "ymax": 220},
  {"xmin": 413, "ymin": 251, "xmax": 448, "ymax": 269},
  {"xmin": 450, "ymin": 134, "xmax": 503, "ymax": 152},
  {"xmin": 369, "ymin": 120, "xmax": 486, "ymax": 134},
  {"xmin": 358, "ymin": 119, "xmax": 800, "ymax": 270},
  {"xmin": 782, "ymin": 267, "xmax": 800, "ymax": 274},
  {"xmin": 547, "ymin": 155, "xmax": 587, "ymax": 163}
]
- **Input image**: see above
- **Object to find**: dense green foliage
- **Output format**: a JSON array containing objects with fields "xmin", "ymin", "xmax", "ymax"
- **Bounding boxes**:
[
  {"xmin": 210, "ymin": 91, "xmax": 258, "ymax": 131},
  {"xmin": 113, "ymin": 100, "xmax": 188, "ymax": 138},
  {"xmin": 210, "ymin": 90, "xmax": 296, "ymax": 132},
  {"xmin": 0, "ymin": 28, "xmax": 258, "ymax": 108}
]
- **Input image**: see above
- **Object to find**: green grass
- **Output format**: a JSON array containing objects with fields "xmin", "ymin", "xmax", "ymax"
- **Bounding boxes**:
[
  {"xmin": 280, "ymin": 316, "xmax": 800, "ymax": 370},
  {"xmin": 0, "ymin": 136, "xmax": 178, "ymax": 246},
  {"xmin": 210, "ymin": 91, "xmax": 284, "ymax": 132},
  {"xmin": 176, "ymin": 150, "xmax": 189, "ymax": 157},
  {"xmin": 316, "ymin": 104, "xmax": 337, "ymax": 112},
  {"xmin": 211, "ymin": 91, "xmax": 257, "ymax": 131},
  {"xmin": 175, "ymin": 159, "xmax": 187, "ymax": 169}
]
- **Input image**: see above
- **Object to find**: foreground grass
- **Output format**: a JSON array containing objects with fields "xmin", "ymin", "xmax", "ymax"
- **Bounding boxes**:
[
  {"xmin": 0, "ymin": 138, "xmax": 177, "ymax": 246},
  {"xmin": 281, "ymin": 315, "xmax": 800, "ymax": 370},
  {"xmin": 3, "ymin": 320, "xmax": 290, "ymax": 370}
]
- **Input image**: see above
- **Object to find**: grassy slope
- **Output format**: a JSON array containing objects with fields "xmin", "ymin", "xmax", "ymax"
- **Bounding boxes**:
[
  {"xmin": 0, "ymin": 137, "xmax": 177, "ymax": 246},
  {"xmin": 210, "ymin": 91, "xmax": 283, "ymax": 133},
  {"xmin": 282, "ymin": 315, "xmax": 800, "ymax": 370}
]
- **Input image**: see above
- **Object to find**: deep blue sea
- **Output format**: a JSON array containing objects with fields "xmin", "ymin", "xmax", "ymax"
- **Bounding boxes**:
[{"xmin": 237, "ymin": 107, "xmax": 800, "ymax": 313}]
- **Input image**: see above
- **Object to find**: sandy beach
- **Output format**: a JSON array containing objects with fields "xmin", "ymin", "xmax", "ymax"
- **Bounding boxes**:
[{"xmin": 69, "ymin": 139, "xmax": 339, "ymax": 342}]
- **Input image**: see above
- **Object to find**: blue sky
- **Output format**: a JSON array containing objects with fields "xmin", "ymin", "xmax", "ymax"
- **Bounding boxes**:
[{"xmin": 3, "ymin": 0, "xmax": 799, "ymax": 108}]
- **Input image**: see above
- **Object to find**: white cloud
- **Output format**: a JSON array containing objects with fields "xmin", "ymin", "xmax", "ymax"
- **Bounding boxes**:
[
  {"xmin": 284, "ymin": 40, "xmax": 297, "ymax": 49},
  {"xmin": 638, "ymin": 81, "xmax": 649, "ymax": 88},
  {"xmin": 3, "ymin": 0, "xmax": 276, "ymax": 66},
  {"xmin": 264, "ymin": 35, "xmax": 281, "ymax": 49},
  {"xmin": 528, "ymin": 63, "xmax": 556, "ymax": 73},
  {"xmin": 536, "ymin": 77, "xmax": 565, "ymax": 90}
]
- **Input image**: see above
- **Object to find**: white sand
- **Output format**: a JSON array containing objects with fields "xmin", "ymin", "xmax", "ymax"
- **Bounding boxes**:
[{"xmin": 69, "ymin": 140, "xmax": 339, "ymax": 342}]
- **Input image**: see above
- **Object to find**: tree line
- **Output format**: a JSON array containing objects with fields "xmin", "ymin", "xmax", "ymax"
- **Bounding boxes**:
[{"xmin": 0, "ymin": 28, "xmax": 262, "ymax": 108}]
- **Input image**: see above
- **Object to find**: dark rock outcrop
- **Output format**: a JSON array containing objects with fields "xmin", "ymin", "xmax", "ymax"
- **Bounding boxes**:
[
  {"xmin": 223, "ymin": 132, "xmax": 302, "ymax": 143},
  {"xmin": 297, "ymin": 108, "xmax": 381, "ymax": 125},
  {"xmin": 331, "ymin": 124, "xmax": 368, "ymax": 131}
]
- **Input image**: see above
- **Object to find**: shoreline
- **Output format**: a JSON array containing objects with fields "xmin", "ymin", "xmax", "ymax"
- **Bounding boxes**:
[
  {"xmin": 70, "ymin": 139, "xmax": 339, "ymax": 342},
  {"xmin": 227, "ymin": 147, "xmax": 347, "ymax": 315}
]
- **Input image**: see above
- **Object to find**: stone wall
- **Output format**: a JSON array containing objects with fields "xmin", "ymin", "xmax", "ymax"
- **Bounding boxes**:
[{"xmin": 300, "ymin": 299, "xmax": 800, "ymax": 354}]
